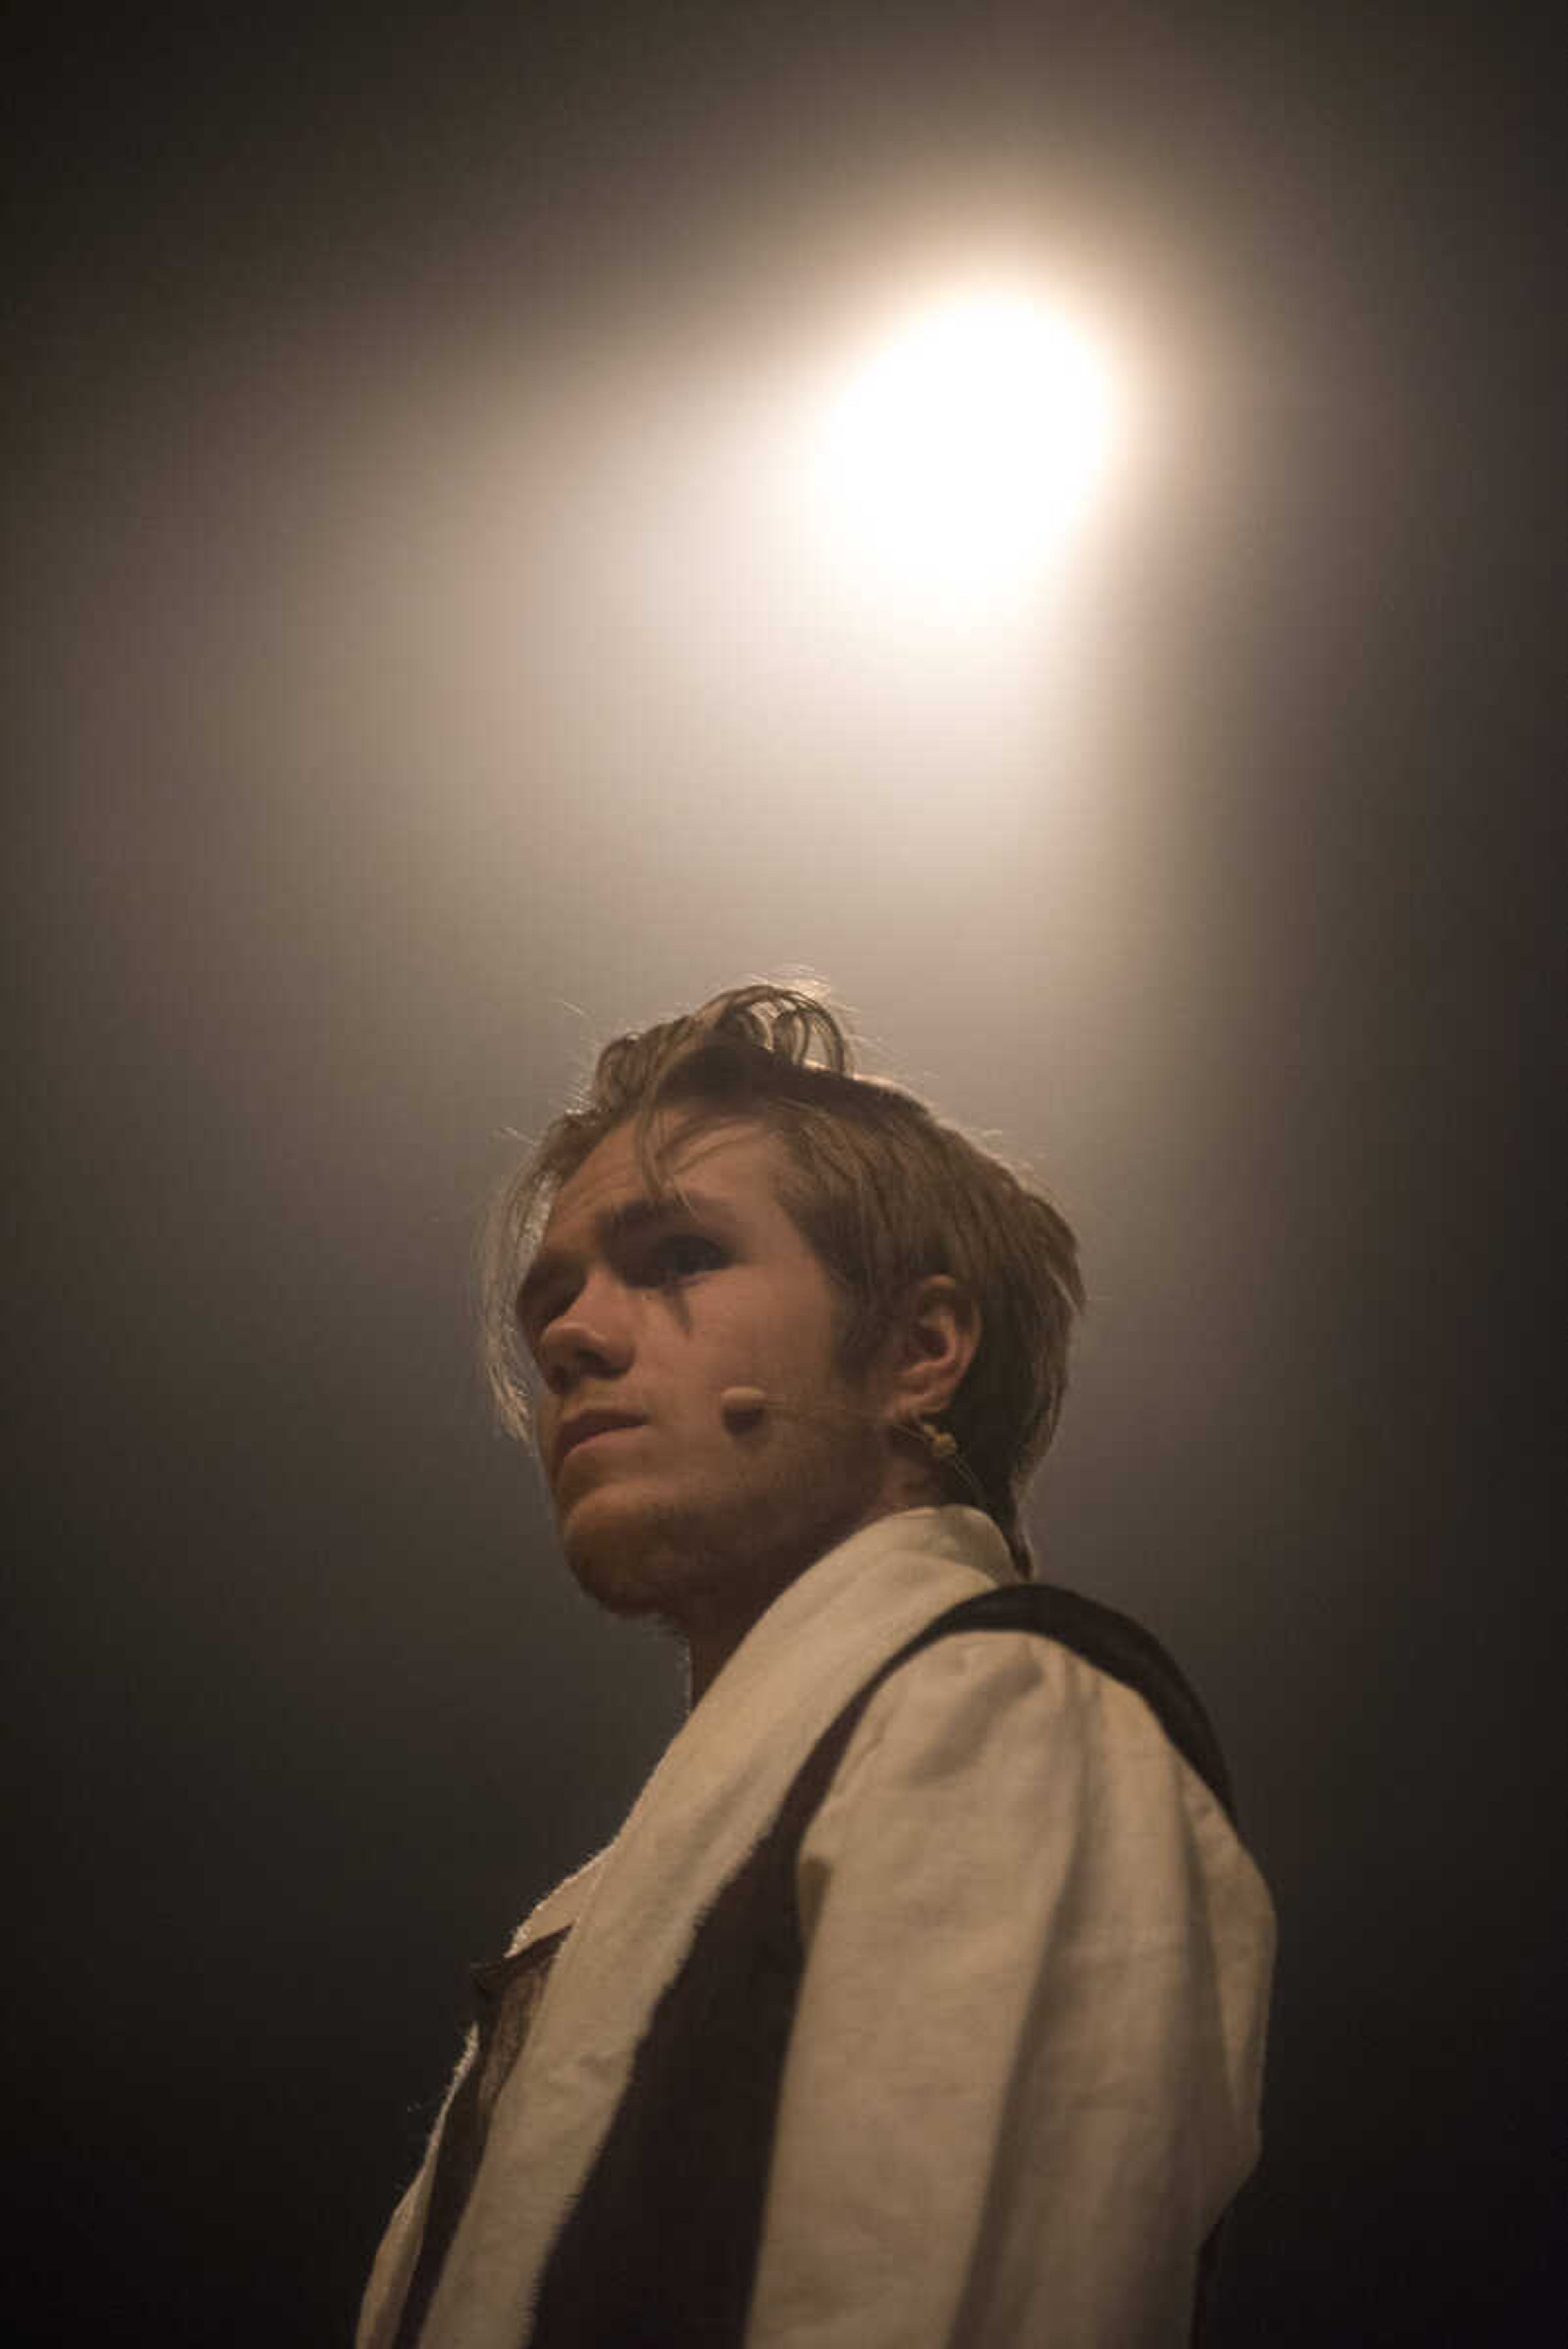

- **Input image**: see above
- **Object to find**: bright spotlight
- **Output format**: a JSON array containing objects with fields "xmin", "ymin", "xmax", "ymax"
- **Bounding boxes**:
[{"xmin": 815, "ymin": 286, "xmax": 1126, "ymax": 609}]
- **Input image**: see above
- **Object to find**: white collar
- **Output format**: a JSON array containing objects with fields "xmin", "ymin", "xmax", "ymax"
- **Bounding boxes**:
[
  {"xmin": 419, "ymin": 1506, "xmax": 1014, "ymax": 2349},
  {"xmin": 514, "ymin": 1504, "xmax": 1015, "ymax": 1949}
]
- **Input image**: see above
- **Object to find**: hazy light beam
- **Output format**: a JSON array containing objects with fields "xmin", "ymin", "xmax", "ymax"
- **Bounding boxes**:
[{"xmin": 814, "ymin": 287, "xmax": 1126, "ymax": 613}]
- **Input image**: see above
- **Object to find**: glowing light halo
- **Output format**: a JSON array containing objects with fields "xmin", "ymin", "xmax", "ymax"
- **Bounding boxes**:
[{"xmin": 812, "ymin": 284, "xmax": 1126, "ymax": 611}]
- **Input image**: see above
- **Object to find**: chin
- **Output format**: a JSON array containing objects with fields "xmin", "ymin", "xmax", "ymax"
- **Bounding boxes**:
[{"xmin": 556, "ymin": 1484, "xmax": 716, "ymax": 1619}]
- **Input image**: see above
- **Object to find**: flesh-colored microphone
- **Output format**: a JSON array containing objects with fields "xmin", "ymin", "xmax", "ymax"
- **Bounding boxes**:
[
  {"xmin": 719, "ymin": 1385, "xmax": 773, "ymax": 1423},
  {"xmin": 719, "ymin": 1385, "xmax": 876, "ymax": 1433},
  {"xmin": 719, "ymin": 1386, "xmax": 959, "ymax": 1461}
]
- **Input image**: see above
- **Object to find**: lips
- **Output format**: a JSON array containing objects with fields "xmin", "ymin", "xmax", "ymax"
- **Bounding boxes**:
[{"xmin": 554, "ymin": 1410, "xmax": 646, "ymax": 1476}]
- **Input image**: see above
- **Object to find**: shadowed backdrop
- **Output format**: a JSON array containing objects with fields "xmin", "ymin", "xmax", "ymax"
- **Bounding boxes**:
[{"xmin": 6, "ymin": 5, "xmax": 1557, "ymax": 2342}]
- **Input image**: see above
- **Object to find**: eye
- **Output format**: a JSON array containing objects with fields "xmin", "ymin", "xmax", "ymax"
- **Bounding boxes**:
[{"xmin": 647, "ymin": 1232, "xmax": 726, "ymax": 1285}]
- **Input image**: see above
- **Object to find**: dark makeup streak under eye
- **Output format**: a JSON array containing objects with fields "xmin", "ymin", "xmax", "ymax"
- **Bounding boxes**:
[{"xmin": 519, "ymin": 1227, "xmax": 727, "ymax": 1354}]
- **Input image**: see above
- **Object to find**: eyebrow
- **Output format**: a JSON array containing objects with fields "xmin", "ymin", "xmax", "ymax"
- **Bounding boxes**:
[{"xmin": 514, "ymin": 1188, "xmax": 733, "ymax": 1331}]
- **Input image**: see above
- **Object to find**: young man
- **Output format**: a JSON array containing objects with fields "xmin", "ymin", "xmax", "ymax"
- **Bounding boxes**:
[{"xmin": 359, "ymin": 984, "xmax": 1274, "ymax": 2348}]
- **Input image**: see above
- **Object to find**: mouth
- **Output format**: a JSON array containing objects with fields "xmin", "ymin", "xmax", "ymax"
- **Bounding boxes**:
[{"xmin": 554, "ymin": 1411, "xmax": 646, "ymax": 1476}]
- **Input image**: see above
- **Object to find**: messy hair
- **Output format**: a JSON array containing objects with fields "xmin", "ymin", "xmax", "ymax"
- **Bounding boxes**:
[{"xmin": 479, "ymin": 982, "xmax": 1085, "ymax": 1574}]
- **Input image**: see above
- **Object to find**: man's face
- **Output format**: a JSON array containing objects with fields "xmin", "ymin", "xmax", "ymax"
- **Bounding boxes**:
[{"xmin": 517, "ymin": 1117, "xmax": 896, "ymax": 1657}]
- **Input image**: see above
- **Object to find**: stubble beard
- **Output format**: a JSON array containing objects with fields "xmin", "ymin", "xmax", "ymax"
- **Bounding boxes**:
[{"xmin": 557, "ymin": 1420, "xmax": 889, "ymax": 1648}]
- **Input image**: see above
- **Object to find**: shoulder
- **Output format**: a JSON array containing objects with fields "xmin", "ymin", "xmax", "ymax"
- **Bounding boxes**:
[
  {"xmin": 931, "ymin": 1582, "xmax": 1233, "ymax": 1816},
  {"xmin": 793, "ymin": 1597, "xmax": 1271, "ymax": 1961},
  {"xmin": 835, "ymin": 1579, "xmax": 1235, "ymax": 1822}
]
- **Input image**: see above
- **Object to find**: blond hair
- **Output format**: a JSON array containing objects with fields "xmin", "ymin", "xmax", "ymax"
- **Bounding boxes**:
[{"xmin": 480, "ymin": 982, "xmax": 1085, "ymax": 1574}]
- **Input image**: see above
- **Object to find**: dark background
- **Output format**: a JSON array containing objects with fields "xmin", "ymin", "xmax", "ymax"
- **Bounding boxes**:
[{"xmin": 7, "ymin": 4, "xmax": 1559, "ymax": 2343}]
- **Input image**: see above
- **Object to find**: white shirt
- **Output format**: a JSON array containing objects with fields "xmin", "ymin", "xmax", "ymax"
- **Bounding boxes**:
[{"xmin": 359, "ymin": 1507, "xmax": 1275, "ymax": 2348}]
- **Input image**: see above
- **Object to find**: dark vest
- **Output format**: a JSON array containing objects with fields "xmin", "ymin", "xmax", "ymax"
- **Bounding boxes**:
[{"xmin": 406, "ymin": 1582, "xmax": 1237, "ymax": 2349}]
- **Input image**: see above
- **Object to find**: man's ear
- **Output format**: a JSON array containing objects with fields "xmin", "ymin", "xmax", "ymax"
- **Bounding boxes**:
[{"xmin": 886, "ymin": 1275, "xmax": 982, "ymax": 1422}]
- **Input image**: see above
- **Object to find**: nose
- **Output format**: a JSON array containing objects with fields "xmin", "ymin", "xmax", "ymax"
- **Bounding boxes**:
[{"xmin": 537, "ymin": 1271, "xmax": 635, "ymax": 1395}]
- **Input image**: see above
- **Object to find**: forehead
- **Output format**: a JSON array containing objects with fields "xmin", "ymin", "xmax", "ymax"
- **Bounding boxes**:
[{"xmin": 539, "ymin": 1116, "xmax": 791, "ymax": 1249}]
